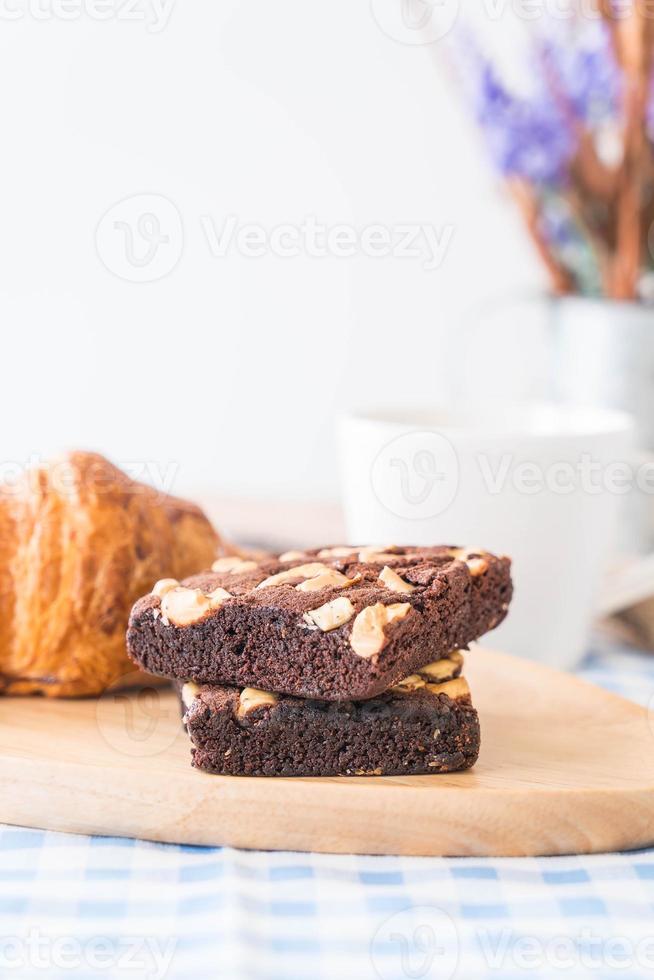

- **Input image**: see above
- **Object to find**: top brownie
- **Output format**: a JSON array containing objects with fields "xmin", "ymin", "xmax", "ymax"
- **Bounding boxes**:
[{"xmin": 126, "ymin": 545, "xmax": 512, "ymax": 701}]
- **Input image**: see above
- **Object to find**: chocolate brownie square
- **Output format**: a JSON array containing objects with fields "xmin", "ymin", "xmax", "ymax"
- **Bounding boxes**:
[
  {"xmin": 127, "ymin": 545, "xmax": 511, "ymax": 701},
  {"xmin": 178, "ymin": 652, "xmax": 479, "ymax": 777}
]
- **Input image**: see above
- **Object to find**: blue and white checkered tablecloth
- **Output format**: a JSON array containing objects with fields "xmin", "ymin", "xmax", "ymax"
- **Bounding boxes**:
[{"xmin": 2, "ymin": 642, "xmax": 654, "ymax": 980}]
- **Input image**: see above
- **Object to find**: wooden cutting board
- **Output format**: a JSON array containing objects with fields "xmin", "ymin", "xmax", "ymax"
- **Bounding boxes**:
[{"xmin": 2, "ymin": 647, "xmax": 653, "ymax": 856}]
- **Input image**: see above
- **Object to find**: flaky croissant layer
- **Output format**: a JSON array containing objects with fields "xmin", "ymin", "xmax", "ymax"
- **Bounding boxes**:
[{"xmin": 0, "ymin": 451, "xmax": 220, "ymax": 697}]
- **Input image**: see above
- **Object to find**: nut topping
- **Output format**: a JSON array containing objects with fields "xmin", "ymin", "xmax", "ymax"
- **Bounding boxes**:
[
  {"xmin": 161, "ymin": 588, "xmax": 212, "ymax": 626},
  {"xmin": 424, "ymin": 676, "xmax": 470, "ymax": 700},
  {"xmin": 151, "ymin": 578, "xmax": 179, "ymax": 598},
  {"xmin": 255, "ymin": 562, "xmax": 331, "ymax": 590},
  {"xmin": 418, "ymin": 652, "xmax": 463, "ymax": 682},
  {"xmin": 181, "ymin": 681, "xmax": 201, "ymax": 709},
  {"xmin": 358, "ymin": 546, "xmax": 401, "ymax": 563},
  {"xmin": 466, "ymin": 557, "xmax": 489, "ymax": 576},
  {"xmin": 378, "ymin": 565, "xmax": 416, "ymax": 594},
  {"xmin": 278, "ymin": 550, "xmax": 307, "ymax": 562},
  {"xmin": 211, "ymin": 556, "xmax": 258, "ymax": 573},
  {"xmin": 390, "ymin": 653, "xmax": 464, "ymax": 693},
  {"xmin": 237, "ymin": 687, "xmax": 278, "ymax": 717},
  {"xmin": 317, "ymin": 546, "xmax": 358, "ymax": 559},
  {"xmin": 206, "ymin": 587, "xmax": 232, "ymax": 606},
  {"xmin": 296, "ymin": 570, "xmax": 360, "ymax": 592},
  {"xmin": 391, "ymin": 673, "xmax": 425, "ymax": 693},
  {"xmin": 161, "ymin": 585, "xmax": 232, "ymax": 627},
  {"xmin": 448, "ymin": 548, "xmax": 489, "ymax": 576},
  {"xmin": 349, "ymin": 602, "xmax": 411, "ymax": 659},
  {"xmin": 303, "ymin": 596, "xmax": 355, "ymax": 631}
]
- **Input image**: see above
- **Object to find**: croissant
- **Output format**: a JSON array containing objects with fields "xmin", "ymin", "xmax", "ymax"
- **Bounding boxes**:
[{"xmin": 0, "ymin": 451, "xmax": 221, "ymax": 697}]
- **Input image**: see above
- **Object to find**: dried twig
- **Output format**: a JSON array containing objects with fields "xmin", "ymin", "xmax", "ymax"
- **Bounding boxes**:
[
  {"xmin": 461, "ymin": 5, "xmax": 654, "ymax": 298},
  {"xmin": 609, "ymin": 12, "xmax": 654, "ymax": 298},
  {"xmin": 555, "ymin": 5, "xmax": 653, "ymax": 298},
  {"xmin": 509, "ymin": 179, "xmax": 575, "ymax": 294}
]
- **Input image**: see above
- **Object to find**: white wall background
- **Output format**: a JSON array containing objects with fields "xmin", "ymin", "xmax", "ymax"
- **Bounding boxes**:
[{"xmin": 0, "ymin": 1, "xmax": 549, "ymax": 504}]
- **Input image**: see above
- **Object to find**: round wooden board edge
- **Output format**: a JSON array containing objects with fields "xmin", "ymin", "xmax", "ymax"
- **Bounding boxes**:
[{"xmin": 3, "ymin": 646, "xmax": 654, "ymax": 856}]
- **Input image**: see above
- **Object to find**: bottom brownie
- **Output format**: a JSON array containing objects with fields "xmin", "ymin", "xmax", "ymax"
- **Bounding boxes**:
[{"xmin": 178, "ymin": 654, "xmax": 480, "ymax": 777}]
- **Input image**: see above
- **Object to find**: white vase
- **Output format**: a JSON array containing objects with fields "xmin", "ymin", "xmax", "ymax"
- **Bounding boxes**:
[{"xmin": 552, "ymin": 297, "xmax": 654, "ymax": 552}]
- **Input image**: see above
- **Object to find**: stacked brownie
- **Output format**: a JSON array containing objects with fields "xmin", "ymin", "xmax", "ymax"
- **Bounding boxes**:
[{"xmin": 127, "ymin": 546, "xmax": 512, "ymax": 778}]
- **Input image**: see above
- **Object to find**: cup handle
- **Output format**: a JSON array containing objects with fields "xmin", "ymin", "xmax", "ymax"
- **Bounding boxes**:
[{"xmin": 597, "ymin": 554, "xmax": 654, "ymax": 616}]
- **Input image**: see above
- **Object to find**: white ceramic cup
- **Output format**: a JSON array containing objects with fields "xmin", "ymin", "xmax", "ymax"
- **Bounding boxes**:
[{"xmin": 338, "ymin": 404, "xmax": 636, "ymax": 669}]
